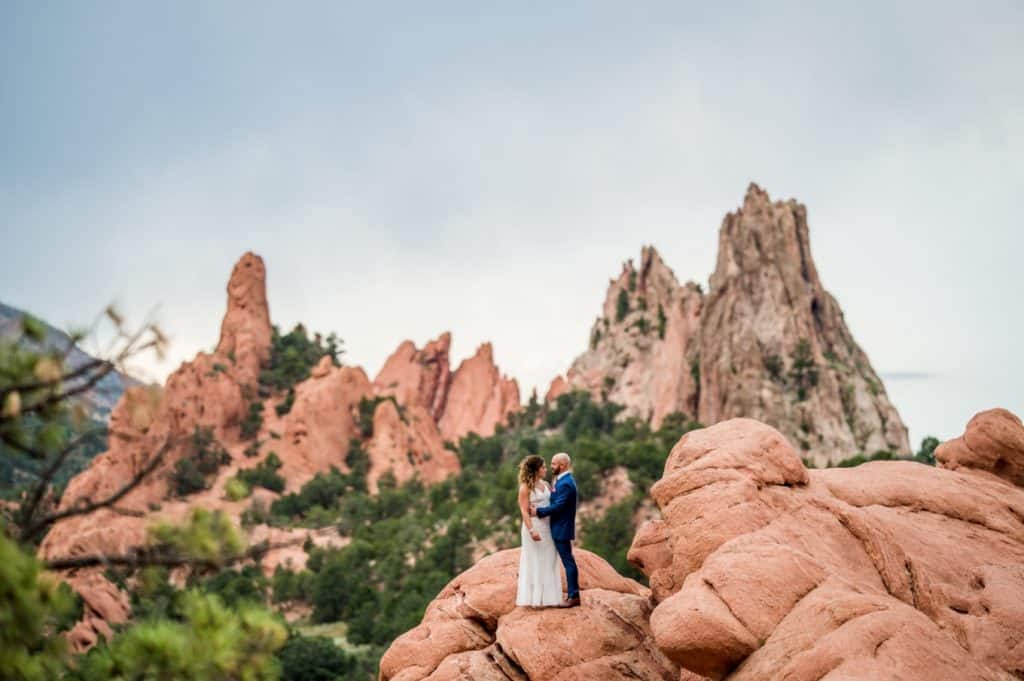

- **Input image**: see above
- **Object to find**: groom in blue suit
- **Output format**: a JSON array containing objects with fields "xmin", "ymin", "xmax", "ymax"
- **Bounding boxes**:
[{"xmin": 534, "ymin": 452, "xmax": 580, "ymax": 607}]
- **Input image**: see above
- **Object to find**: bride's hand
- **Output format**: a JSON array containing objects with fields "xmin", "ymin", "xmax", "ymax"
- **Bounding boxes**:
[{"xmin": 530, "ymin": 530, "xmax": 542, "ymax": 542}]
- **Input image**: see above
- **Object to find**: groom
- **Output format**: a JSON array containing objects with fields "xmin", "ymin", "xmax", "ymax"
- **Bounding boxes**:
[{"xmin": 533, "ymin": 452, "xmax": 580, "ymax": 607}]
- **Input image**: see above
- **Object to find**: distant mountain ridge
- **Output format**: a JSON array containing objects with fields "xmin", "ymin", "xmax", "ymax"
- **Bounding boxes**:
[
  {"xmin": 0, "ymin": 301, "xmax": 141, "ymax": 491},
  {"xmin": 0, "ymin": 301, "xmax": 139, "ymax": 419}
]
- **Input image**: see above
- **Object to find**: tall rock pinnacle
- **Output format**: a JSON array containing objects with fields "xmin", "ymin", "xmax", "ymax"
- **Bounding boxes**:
[
  {"xmin": 698, "ymin": 183, "xmax": 909, "ymax": 462},
  {"xmin": 560, "ymin": 185, "xmax": 910, "ymax": 464},
  {"xmin": 215, "ymin": 252, "xmax": 272, "ymax": 386}
]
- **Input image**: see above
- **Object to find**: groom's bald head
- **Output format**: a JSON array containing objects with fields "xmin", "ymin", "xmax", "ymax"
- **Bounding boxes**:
[{"xmin": 551, "ymin": 452, "xmax": 571, "ymax": 473}]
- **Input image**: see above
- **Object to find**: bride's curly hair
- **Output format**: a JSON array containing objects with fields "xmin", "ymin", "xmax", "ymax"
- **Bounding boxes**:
[{"xmin": 518, "ymin": 454, "xmax": 545, "ymax": 491}]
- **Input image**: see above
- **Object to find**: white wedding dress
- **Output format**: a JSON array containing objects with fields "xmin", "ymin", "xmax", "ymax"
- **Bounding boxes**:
[{"xmin": 516, "ymin": 482, "xmax": 563, "ymax": 606}]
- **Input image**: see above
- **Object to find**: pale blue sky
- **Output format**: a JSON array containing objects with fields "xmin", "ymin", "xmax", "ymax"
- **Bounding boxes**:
[{"xmin": 1, "ymin": 2, "xmax": 1021, "ymax": 444}]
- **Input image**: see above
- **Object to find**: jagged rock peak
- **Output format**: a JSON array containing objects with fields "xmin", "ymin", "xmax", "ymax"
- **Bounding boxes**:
[
  {"xmin": 709, "ymin": 182, "xmax": 818, "ymax": 296},
  {"xmin": 699, "ymin": 183, "xmax": 910, "ymax": 462},
  {"xmin": 439, "ymin": 342, "xmax": 521, "ymax": 443},
  {"xmin": 215, "ymin": 252, "xmax": 272, "ymax": 385},
  {"xmin": 566, "ymin": 245, "xmax": 704, "ymax": 427},
  {"xmin": 374, "ymin": 332, "xmax": 453, "ymax": 421}
]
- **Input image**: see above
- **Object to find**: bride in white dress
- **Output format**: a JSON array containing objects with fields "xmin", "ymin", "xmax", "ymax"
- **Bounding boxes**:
[{"xmin": 516, "ymin": 455, "xmax": 562, "ymax": 606}]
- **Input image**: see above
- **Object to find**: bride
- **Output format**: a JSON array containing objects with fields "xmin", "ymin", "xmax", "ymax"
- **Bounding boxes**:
[{"xmin": 515, "ymin": 455, "xmax": 562, "ymax": 606}]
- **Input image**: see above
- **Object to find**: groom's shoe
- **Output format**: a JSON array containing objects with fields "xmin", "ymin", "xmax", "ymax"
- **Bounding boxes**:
[{"xmin": 558, "ymin": 596, "xmax": 581, "ymax": 608}]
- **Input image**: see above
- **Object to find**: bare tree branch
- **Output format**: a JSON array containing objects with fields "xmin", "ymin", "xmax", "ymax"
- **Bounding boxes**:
[
  {"xmin": 43, "ymin": 539, "xmax": 290, "ymax": 572},
  {"xmin": 0, "ymin": 358, "xmax": 109, "ymax": 402},
  {"xmin": 21, "ymin": 438, "xmax": 174, "ymax": 543},
  {"xmin": 8, "ymin": 426, "xmax": 108, "ymax": 532}
]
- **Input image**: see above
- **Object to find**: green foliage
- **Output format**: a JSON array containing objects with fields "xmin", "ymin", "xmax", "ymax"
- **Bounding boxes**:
[
  {"xmin": 834, "ymin": 450, "xmax": 897, "ymax": 468},
  {"xmin": 172, "ymin": 427, "xmax": 230, "ymax": 497},
  {"xmin": 275, "ymin": 389, "xmax": 296, "ymax": 417},
  {"xmin": 690, "ymin": 355, "xmax": 700, "ymax": 385},
  {"xmin": 172, "ymin": 458, "xmax": 207, "ymax": 496},
  {"xmin": 582, "ymin": 496, "xmax": 644, "ymax": 580},
  {"xmin": 70, "ymin": 590, "xmax": 286, "ymax": 681},
  {"xmin": 0, "ymin": 532, "xmax": 78, "ymax": 681},
  {"xmin": 789, "ymin": 339, "xmax": 819, "ymax": 401},
  {"xmin": 259, "ymin": 324, "xmax": 343, "ymax": 395},
  {"xmin": 241, "ymin": 401, "xmax": 265, "ymax": 440},
  {"xmin": 915, "ymin": 436, "xmax": 940, "ymax": 466},
  {"xmin": 149, "ymin": 508, "xmax": 247, "ymax": 565},
  {"xmin": 763, "ymin": 353, "xmax": 784, "ymax": 382},
  {"xmin": 276, "ymin": 634, "xmax": 358, "ymax": 681},
  {"xmin": 615, "ymin": 289, "xmax": 630, "ymax": 322},
  {"xmin": 629, "ymin": 317, "xmax": 650, "ymax": 335},
  {"xmin": 627, "ymin": 269, "xmax": 637, "ymax": 292},
  {"xmin": 656, "ymin": 303, "xmax": 667, "ymax": 339},
  {"xmin": 542, "ymin": 391, "xmax": 624, "ymax": 441},
  {"xmin": 0, "ymin": 313, "xmax": 112, "ymax": 501},
  {"xmin": 271, "ymin": 444, "xmax": 369, "ymax": 524},
  {"xmin": 357, "ymin": 396, "xmax": 401, "ymax": 438},
  {"xmin": 237, "ymin": 452, "xmax": 285, "ymax": 493},
  {"xmin": 199, "ymin": 565, "xmax": 269, "ymax": 608},
  {"xmin": 590, "ymin": 327, "xmax": 601, "ymax": 349},
  {"xmin": 225, "ymin": 476, "xmax": 251, "ymax": 502},
  {"xmin": 272, "ymin": 566, "xmax": 314, "ymax": 604}
]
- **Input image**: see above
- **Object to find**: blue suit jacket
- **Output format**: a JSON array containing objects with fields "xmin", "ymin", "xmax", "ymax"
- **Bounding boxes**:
[{"xmin": 536, "ymin": 473, "xmax": 578, "ymax": 541}]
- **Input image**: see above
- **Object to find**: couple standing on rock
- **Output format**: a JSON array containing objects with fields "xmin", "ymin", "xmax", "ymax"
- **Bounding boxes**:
[{"xmin": 515, "ymin": 453, "xmax": 581, "ymax": 608}]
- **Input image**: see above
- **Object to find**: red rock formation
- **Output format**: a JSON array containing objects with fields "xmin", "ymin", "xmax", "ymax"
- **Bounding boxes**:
[
  {"xmin": 566, "ymin": 246, "xmax": 703, "ymax": 428},
  {"xmin": 561, "ymin": 186, "xmax": 910, "ymax": 464},
  {"xmin": 628, "ymin": 411, "xmax": 1024, "ymax": 680},
  {"xmin": 544, "ymin": 374, "xmax": 568, "ymax": 403},
  {"xmin": 439, "ymin": 343, "xmax": 521, "ymax": 443},
  {"xmin": 366, "ymin": 399, "xmax": 460, "ymax": 492},
  {"xmin": 374, "ymin": 332, "xmax": 452, "ymax": 421},
  {"xmin": 64, "ymin": 571, "xmax": 130, "ymax": 652},
  {"xmin": 215, "ymin": 252, "xmax": 272, "ymax": 387},
  {"xmin": 698, "ymin": 183, "xmax": 909, "ymax": 464},
  {"xmin": 266, "ymin": 357, "xmax": 372, "ymax": 487},
  {"xmin": 935, "ymin": 407, "xmax": 1024, "ymax": 486},
  {"xmin": 379, "ymin": 548, "xmax": 678, "ymax": 681}
]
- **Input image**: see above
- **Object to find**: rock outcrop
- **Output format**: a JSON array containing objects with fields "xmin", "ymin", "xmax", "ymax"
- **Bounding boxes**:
[
  {"xmin": 628, "ymin": 411, "xmax": 1024, "ymax": 680},
  {"xmin": 698, "ymin": 184, "xmax": 909, "ymax": 464},
  {"xmin": 544, "ymin": 375, "xmax": 568, "ymax": 404},
  {"xmin": 366, "ymin": 399, "xmax": 459, "ymax": 492},
  {"xmin": 437, "ymin": 343, "xmax": 521, "ymax": 443},
  {"xmin": 561, "ymin": 185, "xmax": 910, "ymax": 464},
  {"xmin": 379, "ymin": 548, "xmax": 679, "ymax": 681},
  {"xmin": 265, "ymin": 357, "xmax": 372, "ymax": 486},
  {"xmin": 567, "ymin": 246, "xmax": 703, "ymax": 429},
  {"xmin": 214, "ymin": 251, "xmax": 272, "ymax": 387},
  {"xmin": 374, "ymin": 333, "xmax": 453, "ymax": 421}
]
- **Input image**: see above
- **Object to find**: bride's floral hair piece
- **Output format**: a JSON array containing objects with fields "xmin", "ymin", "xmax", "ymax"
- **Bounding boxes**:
[{"xmin": 518, "ymin": 454, "xmax": 545, "ymax": 490}]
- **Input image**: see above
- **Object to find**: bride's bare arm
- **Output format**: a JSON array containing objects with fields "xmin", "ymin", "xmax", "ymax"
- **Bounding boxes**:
[
  {"xmin": 518, "ymin": 484, "xmax": 534, "ymax": 530},
  {"xmin": 518, "ymin": 485, "xmax": 541, "ymax": 540}
]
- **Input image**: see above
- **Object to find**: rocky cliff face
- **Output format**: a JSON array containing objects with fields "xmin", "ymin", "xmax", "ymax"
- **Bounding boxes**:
[
  {"xmin": 565, "ymin": 246, "xmax": 703, "ymax": 428},
  {"xmin": 374, "ymin": 333, "xmax": 453, "ymax": 422},
  {"xmin": 698, "ymin": 184, "xmax": 909, "ymax": 463},
  {"xmin": 373, "ymin": 333, "xmax": 521, "ymax": 448},
  {"xmin": 561, "ymin": 184, "xmax": 910, "ymax": 464},
  {"xmin": 438, "ymin": 343, "xmax": 521, "ymax": 443},
  {"xmin": 628, "ymin": 409, "xmax": 1024, "ymax": 680}
]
